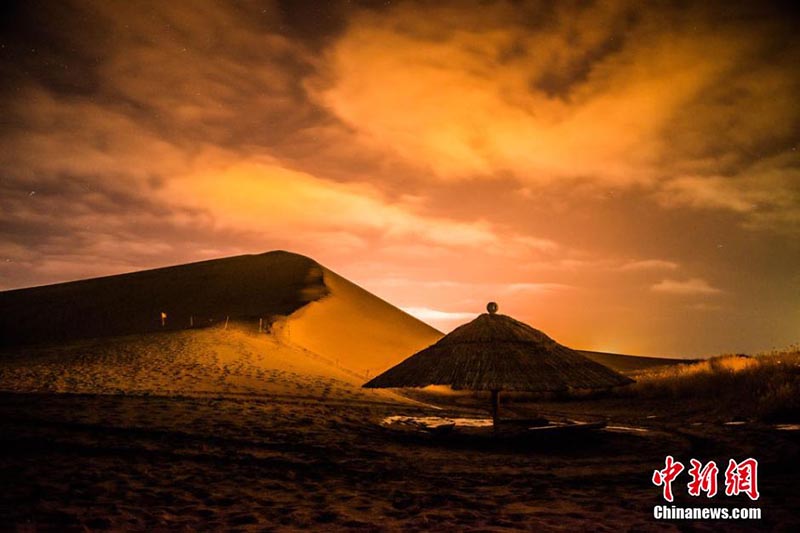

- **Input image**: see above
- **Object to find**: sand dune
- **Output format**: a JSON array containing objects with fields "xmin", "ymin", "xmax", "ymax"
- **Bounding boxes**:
[
  {"xmin": 579, "ymin": 350, "xmax": 694, "ymax": 373},
  {"xmin": 0, "ymin": 251, "xmax": 328, "ymax": 347},
  {"xmin": 0, "ymin": 251, "xmax": 441, "ymax": 397},
  {"xmin": 274, "ymin": 267, "xmax": 442, "ymax": 377},
  {"xmin": 0, "ymin": 325, "xmax": 374, "ymax": 399}
]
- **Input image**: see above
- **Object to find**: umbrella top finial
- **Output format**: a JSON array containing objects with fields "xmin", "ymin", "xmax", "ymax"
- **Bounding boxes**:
[{"xmin": 487, "ymin": 301, "xmax": 498, "ymax": 314}]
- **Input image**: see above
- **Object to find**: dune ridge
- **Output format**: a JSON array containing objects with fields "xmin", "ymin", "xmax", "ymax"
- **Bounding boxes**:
[
  {"xmin": 0, "ymin": 251, "xmax": 328, "ymax": 347},
  {"xmin": 274, "ymin": 267, "xmax": 443, "ymax": 377},
  {"xmin": 0, "ymin": 251, "xmax": 442, "ymax": 397}
]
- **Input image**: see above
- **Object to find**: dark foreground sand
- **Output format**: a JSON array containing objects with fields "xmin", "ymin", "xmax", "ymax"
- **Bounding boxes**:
[{"xmin": 0, "ymin": 392, "xmax": 797, "ymax": 532}]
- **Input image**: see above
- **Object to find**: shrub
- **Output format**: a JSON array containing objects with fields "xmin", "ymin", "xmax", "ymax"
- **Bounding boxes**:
[{"xmin": 621, "ymin": 350, "xmax": 800, "ymax": 422}]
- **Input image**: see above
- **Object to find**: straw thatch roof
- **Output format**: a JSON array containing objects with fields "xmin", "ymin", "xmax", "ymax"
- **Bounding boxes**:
[{"xmin": 364, "ymin": 308, "xmax": 633, "ymax": 392}]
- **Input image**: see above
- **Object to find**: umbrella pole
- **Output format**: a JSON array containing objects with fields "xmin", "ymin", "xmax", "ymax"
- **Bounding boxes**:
[{"xmin": 491, "ymin": 390, "xmax": 500, "ymax": 428}]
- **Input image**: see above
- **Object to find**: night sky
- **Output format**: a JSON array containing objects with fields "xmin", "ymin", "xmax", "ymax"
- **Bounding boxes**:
[{"xmin": 1, "ymin": 0, "xmax": 798, "ymax": 357}]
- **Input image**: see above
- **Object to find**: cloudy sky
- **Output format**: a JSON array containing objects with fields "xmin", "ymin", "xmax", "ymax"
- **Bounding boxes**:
[{"xmin": 1, "ymin": 0, "xmax": 798, "ymax": 357}]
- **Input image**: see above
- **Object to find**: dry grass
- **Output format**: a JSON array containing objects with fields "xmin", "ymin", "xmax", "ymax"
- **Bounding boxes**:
[{"xmin": 619, "ymin": 348, "xmax": 800, "ymax": 422}]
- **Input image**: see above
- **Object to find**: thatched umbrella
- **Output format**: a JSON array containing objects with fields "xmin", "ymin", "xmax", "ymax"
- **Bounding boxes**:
[{"xmin": 364, "ymin": 302, "xmax": 633, "ymax": 426}]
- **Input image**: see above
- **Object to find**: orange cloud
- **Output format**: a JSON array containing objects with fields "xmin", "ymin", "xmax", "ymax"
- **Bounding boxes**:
[
  {"xmin": 651, "ymin": 278, "xmax": 723, "ymax": 296},
  {"xmin": 312, "ymin": 4, "xmax": 700, "ymax": 181},
  {"xmin": 619, "ymin": 260, "xmax": 679, "ymax": 272},
  {"xmin": 1, "ymin": 1, "xmax": 797, "ymax": 356},
  {"xmin": 166, "ymin": 157, "xmax": 561, "ymax": 255},
  {"xmin": 311, "ymin": 1, "xmax": 799, "ymax": 230}
]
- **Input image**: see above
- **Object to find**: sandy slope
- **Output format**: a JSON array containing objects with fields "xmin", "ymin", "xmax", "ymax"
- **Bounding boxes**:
[
  {"xmin": 0, "ymin": 325, "xmax": 379, "ymax": 400},
  {"xmin": 275, "ymin": 267, "xmax": 443, "ymax": 378},
  {"xmin": 0, "ymin": 250, "xmax": 443, "ymax": 398}
]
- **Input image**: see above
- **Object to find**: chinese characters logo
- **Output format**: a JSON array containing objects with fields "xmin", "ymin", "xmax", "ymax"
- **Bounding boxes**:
[{"xmin": 653, "ymin": 457, "xmax": 759, "ymax": 502}]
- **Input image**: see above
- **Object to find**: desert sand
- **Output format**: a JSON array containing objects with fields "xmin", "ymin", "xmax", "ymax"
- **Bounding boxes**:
[
  {"xmin": 275, "ymin": 266, "xmax": 442, "ymax": 379},
  {"xmin": 1, "ymin": 389, "xmax": 798, "ymax": 531},
  {"xmin": 1, "ymin": 253, "xmax": 797, "ymax": 531}
]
